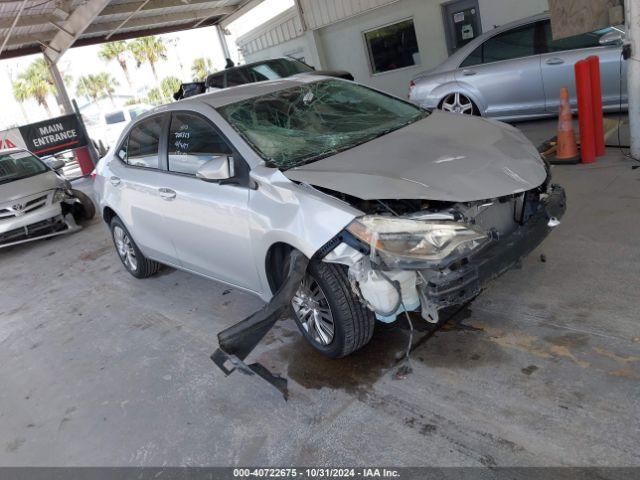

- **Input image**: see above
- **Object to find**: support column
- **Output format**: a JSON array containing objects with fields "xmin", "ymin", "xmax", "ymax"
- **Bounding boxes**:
[
  {"xmin": 45, "ymin": 53, "xmax": 73, "ymax": 115},
  {"xmin": 626, "ymin": 0, "xmax": 640, "ymax": 159},
  {"xmin": 216, "ymin": 24, "xmax": 231, "ymax": 60}
]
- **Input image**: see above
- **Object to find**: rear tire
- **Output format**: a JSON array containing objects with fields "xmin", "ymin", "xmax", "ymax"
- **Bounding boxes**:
[
  {"xmin": 439, "ymin": 92, "xmax": 479, "ymax": 115},
  {"xmin": 110, "ymin": 217, "xmax": 160, "ymax": 279},
  {"xmin": 292, "ymin": 260, "xmax": 375, "ymax": 358}
]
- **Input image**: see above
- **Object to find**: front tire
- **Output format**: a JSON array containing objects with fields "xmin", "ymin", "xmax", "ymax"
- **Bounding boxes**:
[
  {"xmin": 110, "ymin": 217, "xmax": 160, "ymax": 279},
  {"xmin": 70, "ymin": 189, "xmax": 96, "ymax": 222},
  {"xmin": 292, "ymin": 261, "xmax": 375, "ymax": 358}
]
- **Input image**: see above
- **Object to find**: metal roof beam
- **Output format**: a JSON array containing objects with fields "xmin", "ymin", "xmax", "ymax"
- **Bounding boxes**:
[
  {"xmin": 43, "ymin": 0, "xmax": 112, "ymax": 63},
  {"xmin": 4, "ymin": 7, "xmax": 235, "ymax": 49},
  {"xmin": 0, "ymin": 0, "xmax": 229, "ymax": 29},
  {"xmin": 101, "ymin": 0, "xmax": 228, "ymax": 16}
]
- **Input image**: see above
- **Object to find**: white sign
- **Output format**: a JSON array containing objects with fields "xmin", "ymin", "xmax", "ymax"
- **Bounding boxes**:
[
  {"xmin": 0, "ymin": 128, "xmax": 27, "ymax": 151},
  {"xmin": 461, "ymin": 24, "xmax": 474, "ymax": 40}
]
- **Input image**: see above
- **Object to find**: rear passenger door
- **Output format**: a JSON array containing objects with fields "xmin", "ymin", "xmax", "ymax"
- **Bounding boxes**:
[
  {"xmin": 540, "ymin": 21, "xmax": 625, "ymax": 112},
  {"xmin": 108, "ymin": 113, "xmax": 179, "ymax": 263},
  {"xmin": 156, "ymin": 111, "xmax": 260, "ymax": 292},
  {"xmin": 456, "ymin": 21, "xmax": 546, "ymax": 118}
]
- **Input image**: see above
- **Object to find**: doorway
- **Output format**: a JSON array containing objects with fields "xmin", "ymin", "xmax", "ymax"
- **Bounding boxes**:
[{"xmin": 442, "ymin": 0, "xmax": 482, "ymax": 55}]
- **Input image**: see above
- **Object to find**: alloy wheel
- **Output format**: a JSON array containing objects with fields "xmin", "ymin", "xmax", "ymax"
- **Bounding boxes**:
[
  {"xmin": 292, "ymin": 274, "xmax": 335, "ymax": 346},
  {"xmin": 441, "ymin": 92, "xmax": 475, "ymax": 115},
  {"xmin": 113, "ymin": 226, "xmax": 138, "ymax": 272}
]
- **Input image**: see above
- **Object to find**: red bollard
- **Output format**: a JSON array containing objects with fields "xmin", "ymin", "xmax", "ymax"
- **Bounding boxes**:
[
  {"xmin": 74, "ymin": 146, "xmax": 95, "ymax": 176},
  {"xmin": 587, "ymin": 56, "xmax": 605, "ymax": 157},
  {"xmin": 574, "ymin": 60, "xmax": 596, "ymax": 164}
]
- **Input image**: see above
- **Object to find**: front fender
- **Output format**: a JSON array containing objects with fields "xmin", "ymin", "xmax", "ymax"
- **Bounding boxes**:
[{"xmin": 248, "ymin": 166, "xmax": 361, "ymax": 301}]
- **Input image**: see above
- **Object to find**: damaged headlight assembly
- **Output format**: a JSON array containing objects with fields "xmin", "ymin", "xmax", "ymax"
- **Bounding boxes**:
[
  {"xmin": 346, "ymin": 215, "xmax": 491, "ymax": 268},
  {"xmin": 52, "ymin": 188, "xmax": 70, "ymax": 204}
]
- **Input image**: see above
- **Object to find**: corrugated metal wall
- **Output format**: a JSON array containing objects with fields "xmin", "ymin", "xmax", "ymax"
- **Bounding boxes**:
[
  {"xmin": 238, "ymin": 8, "xmax": 304, "ymax": 57},
  {"xmin": 299, "ymin": 0, "xmax": 400, "ymax": 30}
]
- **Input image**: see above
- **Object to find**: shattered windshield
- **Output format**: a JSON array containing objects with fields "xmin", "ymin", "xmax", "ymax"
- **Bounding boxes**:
[{"xmin": 218, "ymin": 80, "xmax": 429, "ymax": 169}]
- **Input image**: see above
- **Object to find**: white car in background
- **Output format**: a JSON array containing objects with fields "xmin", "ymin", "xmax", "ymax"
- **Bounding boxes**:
[{"xmin": 85, "ymin": 104, "xmax": 153, "ymax": 152}]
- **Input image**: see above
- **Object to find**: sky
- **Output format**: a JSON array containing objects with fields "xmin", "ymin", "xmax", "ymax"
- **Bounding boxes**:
[{"xmin": 0, "ymin": 0, "xmax": 294, "ymax": 131}]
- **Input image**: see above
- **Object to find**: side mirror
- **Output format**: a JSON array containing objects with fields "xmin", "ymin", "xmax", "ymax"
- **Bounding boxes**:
[
  {"xmin": 600, "ymin": 30, "xmax": 623, "ymax": 45},
  {"xmin": 49, "ymin": 159, "xmax": 65, "ymax": 171},
  {"xmin": 196, "ymin": 156, "xmax": 234, "ymax": 181}
]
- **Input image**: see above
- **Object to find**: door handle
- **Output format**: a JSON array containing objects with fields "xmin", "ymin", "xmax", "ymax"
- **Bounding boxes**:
[
  {"xmin": 158, "ymin": 188, "xmax": 176, "ymax": 201},
  {"xmin": 462, "ymin": 69, "xmax": 477, "ymax": 76},
  {"xmin": 546, "ymin": 57, "xmax": 565, "ymax": 65},
  {"xmin": 109, "ymin": 176, "xmax": 121, "ymax": 186}
]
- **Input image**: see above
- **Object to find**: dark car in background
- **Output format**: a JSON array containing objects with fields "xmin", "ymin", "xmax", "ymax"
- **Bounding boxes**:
[{"xmin": 174, "ymin": 57, "xmax": 354, "ymax": 99}]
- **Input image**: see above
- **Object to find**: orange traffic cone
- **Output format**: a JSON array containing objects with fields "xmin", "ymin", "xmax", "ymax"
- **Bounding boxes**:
[{"xmin": 553, "ymin": 87, "xmax": 580, "ymax": 164}]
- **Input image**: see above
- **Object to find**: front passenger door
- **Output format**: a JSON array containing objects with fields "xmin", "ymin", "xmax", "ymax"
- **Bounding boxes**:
[{"xmin": 157, "ymin": 111, "xmax": 260, "ymax": 292}]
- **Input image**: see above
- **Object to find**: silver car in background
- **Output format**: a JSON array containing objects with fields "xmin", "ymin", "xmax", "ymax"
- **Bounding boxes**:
[
  {"xmin": 409, "ymin": 13, "xmax": 626, "ymax": 121},
  {"xmin": 0, "ymin": 149, "xmax": 95, "ymax": 248}
]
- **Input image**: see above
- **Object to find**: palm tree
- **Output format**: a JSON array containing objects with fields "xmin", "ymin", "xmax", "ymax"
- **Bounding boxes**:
[
  {"xmin": 97, "ymin": 72, "xmax": 119, "ymax": 106},
  {"xmin": 129, "ymin": 36, "xmax": 167, "ymax": 82},
  {"xmin": 76, "ymin": 73, "xmax": 120, "ymax": 106},
  {"xmin": 146, "ymin": 87, "xmax": 164, "ymax": 106},
  {"xmin": 12, "ymin": 80, "xmax": 31, "ymax": 123},
  {"xmin": 160, "ymin": 76, "xmax": 181, "ymax": 101},
  {"xmin": 12, "ymin": 58, "xmax": 56, "ymax": 117},
  {"xmin": 191, "ymin": 57, "xmax": 213, "ymax": 82},
  {"xmin": 98, "ymin": 41, "xmax": 132, "ymax": 87},
  {"xmin": 76, "ymin": 75, "xmax": 101, "ymax": 102}
]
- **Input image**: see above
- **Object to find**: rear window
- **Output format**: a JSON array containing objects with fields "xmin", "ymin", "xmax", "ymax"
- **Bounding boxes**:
[{"xmin": 105, "ymin": 111, "xmax": 126, "ymax": 125}]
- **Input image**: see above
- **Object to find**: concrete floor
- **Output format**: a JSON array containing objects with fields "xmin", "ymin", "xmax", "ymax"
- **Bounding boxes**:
[{"xmin": 1, "ymin": 120, "xmax": 639, "ymax": 467}]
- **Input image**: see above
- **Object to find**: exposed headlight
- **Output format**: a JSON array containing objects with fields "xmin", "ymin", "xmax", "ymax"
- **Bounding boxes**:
[
  {"xmin": 52, "ymin": 189, "xmax": 69, "ymax": 203},
  {"xmin": 346, "ymin": 216, "xmax": 490, "ymax": 266}
]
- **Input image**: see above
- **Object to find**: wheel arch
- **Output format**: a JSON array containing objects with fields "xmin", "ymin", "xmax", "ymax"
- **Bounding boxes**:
[
  {"xmin": 264, "ymin": 241, "xmax": 299, "ymax": 295},
  {"xmin": 102, "ymin": 206, "xmax": 117, "ymax": 225}
]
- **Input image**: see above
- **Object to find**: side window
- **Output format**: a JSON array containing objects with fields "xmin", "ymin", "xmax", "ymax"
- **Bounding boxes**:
[
  {"xmin": 482, "ymin": 23, "xmax": 537, "ymax": 64},
  {"xmin": 460, "ymin": 44, "xmax": 483, "ymax": 67},
  {"xmin": 544, "ymin": 21, "xmax": 609, "ymax": 52},
  {"xmin": 125, "ymin": 116, "xmax": 163, "ymax": 168},
  {"xmin": 364, "ymin": 19, "xmax": 420, "ymax": 74},
  {"xmin": 226, "ymin": 69, "xmax": 249, "ymax": 87},
  {"xmin": 168, "ymin": 113, "xmax": 232, "ymax": 176},
  {"xmin": 207, "ymin": 74, "xmax": 225, "ymax": 89}
]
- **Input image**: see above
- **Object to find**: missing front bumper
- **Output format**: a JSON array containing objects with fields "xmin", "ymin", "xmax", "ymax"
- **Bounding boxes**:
[
  {"xmin": 0, "ymin": 213, "xmax": 80, "ymax": 249},
  {"xmin": 417, "ymin": 184, "xmax": 566, "ymax": 313}
]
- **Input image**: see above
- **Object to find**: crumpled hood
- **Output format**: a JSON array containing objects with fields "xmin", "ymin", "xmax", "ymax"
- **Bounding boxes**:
[
  {"xmin": 0, "ymin": 171, "xmax": 61, "ymax": 203},
  {"xmin": 284, "ymin": 111, "xmax": 547, "ymax": 202}
]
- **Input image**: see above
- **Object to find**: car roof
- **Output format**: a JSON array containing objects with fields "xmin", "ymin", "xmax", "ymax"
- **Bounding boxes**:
[
  {"xmin": 206, "ymin": 57, "xmax": 301, "ymax": 78},
  {"xmin": 419, "ymin": 12, "xmax": 550, "ymax": 77},
  {"xmin": 155, "ymin": 75, "xmax": 329, "ymax": 112}
]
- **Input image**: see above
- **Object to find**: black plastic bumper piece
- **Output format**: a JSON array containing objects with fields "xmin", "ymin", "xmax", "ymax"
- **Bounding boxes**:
[
  {"xmin": 420, "ymin": 185, "xmax": 567, "ymax": 310},
  {"xmin": 211, "ymin": 250, "xmax": 309, "ymax": 397}
]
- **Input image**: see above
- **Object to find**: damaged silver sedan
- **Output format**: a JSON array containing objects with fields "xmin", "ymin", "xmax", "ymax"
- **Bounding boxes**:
[
  {"xmin": 1, "ymin": 148, "xmax": 95, "ymax": 249},
  {"xmin": 94, "ymin": 77, "xmax": 565, "ymax": 358}
]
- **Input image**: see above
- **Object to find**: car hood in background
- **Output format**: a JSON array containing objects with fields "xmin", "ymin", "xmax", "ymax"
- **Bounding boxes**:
[
  {"xmin": 284, "ymin": 111, "xmax": 547, "ymax": 202},
  {"xmin": 0, "ymin": 171, "xmax": 61, "ymax": 203}
]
